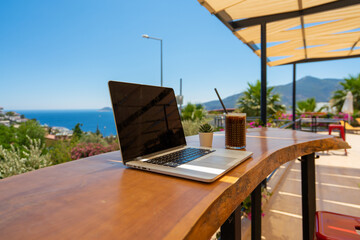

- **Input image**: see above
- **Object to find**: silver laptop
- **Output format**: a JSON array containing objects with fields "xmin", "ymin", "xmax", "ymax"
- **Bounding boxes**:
[{"xmin": 108, "ymin": 81, "xmax": 252, "ymax": 182}]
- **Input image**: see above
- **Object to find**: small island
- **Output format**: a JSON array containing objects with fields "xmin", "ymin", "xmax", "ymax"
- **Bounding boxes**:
[{"xmin": 99, "ymin": 107, "xmax": 112, "ymax": 112}]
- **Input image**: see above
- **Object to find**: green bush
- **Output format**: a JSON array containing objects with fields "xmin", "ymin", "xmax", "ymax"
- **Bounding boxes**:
[
  {"xmin": 0, "ymin": 125, "xmax": 17, "ymax": 149},
  {"xmin": 16, "ymin": 120, "xmax": 46, "ymax": 147},
  {"xmin": 181, "ymin": 103, "xmax": 206, "ymax": 121},
  {"xmin": 182, "ymin": 120, "xmax": 206, "ymax": 136},
  {"xmin": 79, "ymin": 133, "xmax": 108, "ymax": 145},
  {"xmin": 48, "ymin": 140, "xmax": 74, "ymax": 165},
  {"xmin": 0, "ymin": 137, "xmax": 51, "ymax": 179}
]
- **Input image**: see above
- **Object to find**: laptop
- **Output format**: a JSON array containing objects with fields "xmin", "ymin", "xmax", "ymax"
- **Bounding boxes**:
[{"xmin": 108, "ymin": 81, "xmax": 252, "ymax": 182}]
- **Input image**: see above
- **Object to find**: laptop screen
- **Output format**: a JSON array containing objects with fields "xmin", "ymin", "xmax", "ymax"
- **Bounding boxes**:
[{"xmin": 109, "ymin": 81, "xmax": 186, "ymax": 163}]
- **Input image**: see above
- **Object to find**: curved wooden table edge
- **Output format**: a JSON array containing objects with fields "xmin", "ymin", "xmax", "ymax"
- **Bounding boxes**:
[{"xmin": 166, "ymin": 136, "xmax": 350, "ymax": 240}]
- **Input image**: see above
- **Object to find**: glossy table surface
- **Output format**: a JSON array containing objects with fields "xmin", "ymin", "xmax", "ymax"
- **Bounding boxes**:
[{"xmin": 0, "ymin": 128, "xmax": 350, "ymax": 240}]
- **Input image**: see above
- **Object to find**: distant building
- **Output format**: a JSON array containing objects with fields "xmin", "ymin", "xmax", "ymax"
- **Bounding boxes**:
[
  {"xmin": 15, "ymin": 118, "xmax": 28, "ymax": 123},
  {"xmin": 0, "ymin": 120, "xmax": 10, "ymax": 127},
  {"xmin": 0, "ymin": 107, "xmax": 4, "ymax": 115},
  {"xmin": 9, "ymin": 115, "xmax": 21, "ymax": 121},
  {"xmin": 49, "ymin": 126, "xmax": 73, "ymax": 139}
]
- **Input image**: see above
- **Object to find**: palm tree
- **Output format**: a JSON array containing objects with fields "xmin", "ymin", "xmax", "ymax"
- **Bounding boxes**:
[
  {"xmin": 236, "ymin": 79, "xmax": 286, "ymax": 116},
  {"xmin": 331, "ymin": 73, "xmax": 360, "ymax": 112},
  {"xmin": 296, "ymin": 97, "xmax": 325, "ymax": 114}
]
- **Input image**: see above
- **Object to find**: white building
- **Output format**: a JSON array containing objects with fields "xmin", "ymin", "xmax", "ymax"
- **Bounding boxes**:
[{"xmin": 0, "ymin": 120, "xmax": 10, "ymax": 127}]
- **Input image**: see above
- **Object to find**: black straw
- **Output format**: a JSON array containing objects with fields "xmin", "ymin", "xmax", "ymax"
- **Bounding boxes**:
[{"xmin": 214, "ymin": 88, "xmax": 228, "ymax": 114}]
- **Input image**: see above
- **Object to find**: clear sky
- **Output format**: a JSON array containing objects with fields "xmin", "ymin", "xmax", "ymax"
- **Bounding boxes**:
[{"xmin": 1, "ymin": 0, "xmax": 359, "ymax": 110}]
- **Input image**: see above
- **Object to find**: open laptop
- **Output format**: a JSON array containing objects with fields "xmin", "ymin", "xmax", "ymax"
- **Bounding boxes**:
[{"xmin": 108, "ymin": 81, "xmax": 252, "ymax": 182}]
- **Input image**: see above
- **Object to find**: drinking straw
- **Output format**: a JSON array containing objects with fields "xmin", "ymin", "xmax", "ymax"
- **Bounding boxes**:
[{"xmin": 214, "ymin": 88, "xmax": 228, "ymax": 114}]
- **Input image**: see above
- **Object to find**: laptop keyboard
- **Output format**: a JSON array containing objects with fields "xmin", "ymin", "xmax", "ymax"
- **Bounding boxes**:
[{"xmin": 146, "ymin": 148, "xmax": 215, "ymax": 168}]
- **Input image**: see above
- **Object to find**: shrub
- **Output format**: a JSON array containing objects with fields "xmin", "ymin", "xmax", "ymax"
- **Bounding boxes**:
[
  {"xmin": 48, "ymin": 140, "xmax": 74, "ymax": 165},
  {"xmin": 71, "ymin": 142, "xmax": 118, "ymax": 160},
  {"xmin": 181, "ymin": 103, "xmax": 206, "ymax": 121},
  {"xmin": 0, "ymin": 125, "xmax": 17, "ymax": 149},
  {"xmin": 0, "ymin": 137, "xmax": 51, "ymax": 179},
  {"xmin": 182, "ymin": 120, "xmax": 206, "ymax": 136},
  {"xmin": 79, "ymin": 133, "xmax": 108, "ymax": 145},
  {"xmin": 16, "ymin": 120, "xmax": 46, "ymax": 147}
]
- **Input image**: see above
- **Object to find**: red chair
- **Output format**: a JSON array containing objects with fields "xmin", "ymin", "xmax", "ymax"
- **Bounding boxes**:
[
  {"xmin": 315, "ymin": 211, "xmax": 360, "ymax": 239},
  {"xmin": 328, "ymin": 124, "xmax": 347, "ymax": 155}
]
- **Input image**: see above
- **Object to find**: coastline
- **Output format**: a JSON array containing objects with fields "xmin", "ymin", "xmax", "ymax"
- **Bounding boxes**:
[{"xmin": 11, "ymin": 109, "xmax": 116, "ymax": 137}]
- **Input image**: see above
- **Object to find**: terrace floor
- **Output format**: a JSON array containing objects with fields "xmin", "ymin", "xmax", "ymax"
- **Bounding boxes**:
[{"xmin": 246, "ymin": 132, "xmax": 360, "ymax": 240}]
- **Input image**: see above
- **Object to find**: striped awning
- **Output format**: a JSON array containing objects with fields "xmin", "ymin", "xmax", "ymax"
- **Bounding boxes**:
[{"xmin": 198, "ymin": 0, "xmax": 360, "ymax": 66}]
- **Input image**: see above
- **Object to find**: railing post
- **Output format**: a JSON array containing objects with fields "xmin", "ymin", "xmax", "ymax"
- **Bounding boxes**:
[
  {"xmin": 221, "ymin": 205, "xmax": 242, "ymax": 240},
  {"xmin": 251, "ymin": 183, "xmax": 262, "ymax": 240},
  {"xmin": 301, "ymin": 153, "xmax": 316, "ymax": 240}
]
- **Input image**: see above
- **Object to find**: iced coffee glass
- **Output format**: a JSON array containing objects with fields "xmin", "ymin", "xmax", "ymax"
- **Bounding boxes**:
[{"xmin": 225, "ymin": 113, "xmax": 246, "ymax": 149}]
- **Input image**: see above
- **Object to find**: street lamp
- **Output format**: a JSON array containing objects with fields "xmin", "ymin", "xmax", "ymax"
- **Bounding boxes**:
[{"xmin": 142, "ymin": 34, "xmax": 163, "ymax": 87}]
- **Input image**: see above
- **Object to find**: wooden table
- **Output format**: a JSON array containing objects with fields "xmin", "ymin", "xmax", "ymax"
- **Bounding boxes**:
[{"xmin": 0, "ymin": 129, "xmax": 350, "ymax": 240}]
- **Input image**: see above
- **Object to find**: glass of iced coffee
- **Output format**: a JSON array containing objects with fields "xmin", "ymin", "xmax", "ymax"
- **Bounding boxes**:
[{"xmin": 225, "ymin": 113, "xmax": 246, "ymax": 149}]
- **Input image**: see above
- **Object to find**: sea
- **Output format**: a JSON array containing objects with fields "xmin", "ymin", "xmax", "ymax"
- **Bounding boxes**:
[{"xmin": 14, "ymin": 109, "xmax": 117, "ymax": 137}]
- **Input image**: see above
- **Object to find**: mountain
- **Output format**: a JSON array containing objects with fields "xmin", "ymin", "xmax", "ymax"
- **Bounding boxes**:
[
  {"xmin": 203, "ymin": 76, "xmax": 344, "ymax": 110},
  {"xmin": 99, "ymin": 107, "xmax": 112, "ymax": 112},
  {"xmin": 202, "ymin": 92, "xmax": 244, "ymax": 110}
]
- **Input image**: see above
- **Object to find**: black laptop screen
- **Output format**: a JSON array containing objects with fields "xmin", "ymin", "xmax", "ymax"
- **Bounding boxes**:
[{"xmin": 109, "ymin": 81, "xmax": 186, "ymax": 163}]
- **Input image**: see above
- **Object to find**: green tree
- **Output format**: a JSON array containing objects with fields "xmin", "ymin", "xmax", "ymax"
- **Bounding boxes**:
[
  {"xmin": 236, "ymin": 80, "xmax": 286, "ymax": 116},
  {"xmin": 5, "ymin": 111, "xmax": 15, "ymax": 116},
  {"xmin": 72, "ymin": 123, "xmax": 83, "ymax": 141},
  {"xmin": 296, "ymin": 98, "xmax": 316, "ymax": 114},
  {"xmin": 95, "ymin": 125, "xmax": 102, "ymax": 136},
  {"xmin": 181, "ymin": 103, "xmax": 206, "ymax": 121},
  {"xmin": 0, "ymin": 125, "xmax": 17, "ymax": 149},
  {"xmin": 16, "ymin": 120, "xmax": 46, "ymax": 147},
  {"xmin": 48, "ymin": 140, "xmax": 74, "ymax": 165},
  {"xmin": 331, "ymin": 74, "xmax": 360, "ymax": 113}
]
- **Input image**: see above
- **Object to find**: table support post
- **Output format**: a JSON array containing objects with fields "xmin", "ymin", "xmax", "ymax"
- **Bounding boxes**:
[
  {"xmin": 220, "ymin": 205, "xmax": 242, "ymax": 240},
  {"xmin": 251, "ymin": 183, "xmax": 262, "ymax": 240},
  {"xmin": 301, "ymin": 153, "xmax": 316, "ymax": 240}
]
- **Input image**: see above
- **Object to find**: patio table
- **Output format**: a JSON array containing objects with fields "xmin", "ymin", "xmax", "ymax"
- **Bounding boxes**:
[
  {"xmin": 299, "ymin": 118, "xmax": 343, "ymax": 132},
  {"xmin": 0, "ymin": 128, "xmax": 349, "ymax": 240}
]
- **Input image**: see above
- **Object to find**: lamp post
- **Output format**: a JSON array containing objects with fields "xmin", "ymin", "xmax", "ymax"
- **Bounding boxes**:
[{"xmin": 142, "ymin": 34, "xmax": 163, "ymax": 87}]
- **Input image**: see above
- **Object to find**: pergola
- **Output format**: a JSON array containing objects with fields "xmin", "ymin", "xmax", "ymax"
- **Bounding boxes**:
[
  {"xmin": 198, "ymin": 0, "xmax": 360, "ymax": 127},
  {"xmin": 197, "ymin": 1, "xmax": 360, "ymax": 239}
]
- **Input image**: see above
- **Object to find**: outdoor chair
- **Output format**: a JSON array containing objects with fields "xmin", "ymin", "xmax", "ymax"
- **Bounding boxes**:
[
  {"xmin": 356, "ymin": 118, "xmax": 360, "ymax": 125},
  {"xmin": 315, "ymin": 211, "xmax": 360, "ymax": 239},
  {"xmin": 340, "ymin": 121, "xmax": 360, "ymax": 134}
]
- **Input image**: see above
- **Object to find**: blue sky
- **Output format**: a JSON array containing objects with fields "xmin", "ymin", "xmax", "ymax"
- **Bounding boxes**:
[{"xmin": 1, "ymin": 0, "xmax": 359, "ymax": 110}]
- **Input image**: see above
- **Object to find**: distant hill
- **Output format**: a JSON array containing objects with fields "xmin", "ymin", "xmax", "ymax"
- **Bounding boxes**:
[
  {"xmin": 99, "ymin": 107, "xmax": 112, "ymax": 112},
  {"xmin": 203, "ymin": 76, "xmax": 344, "ymax": 110}
]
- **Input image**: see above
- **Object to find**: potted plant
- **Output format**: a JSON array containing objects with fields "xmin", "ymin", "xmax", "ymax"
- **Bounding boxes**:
[{"xmin": 199, "ymin": 123, "xmax": 214, "ymax": 147}]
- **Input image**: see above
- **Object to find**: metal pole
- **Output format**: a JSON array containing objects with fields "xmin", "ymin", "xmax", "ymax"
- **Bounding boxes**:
[
  {"xmin": 220, "ymin": 205, "xmax": 242, "ymax": 240},
  {"xmin": 300, "ymin": 153, "xmax": 316, "ymax": 240},
  {"xmin": 260, "ymin": 23, "xmax": 267, "ymax": 126},
  {"xmin": 142, "ymin": 34, "xmax": 163, "ymax": 87},
  {"xmin": 160, "ymin": 39, "xmax": 163, "ymax": 87},
  {"xmin": 180, "ymin": 78, "xmax": 182, "ymax": 95},
  {"xmin": 292, "ymin": 64, "xmax": 296, "ymax": 130},
  {"xmin": 180, "ymin": 78, "xmax": 183, "ymax": 111},
  {"xmin": 251, "ymin": 183, "xmax": 262, "ymax": 240}
]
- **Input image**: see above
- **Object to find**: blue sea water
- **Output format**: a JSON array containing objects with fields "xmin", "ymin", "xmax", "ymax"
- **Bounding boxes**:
[{"xmin": 14, "ymin": 110, "xmax": 117, "ymax": 136}]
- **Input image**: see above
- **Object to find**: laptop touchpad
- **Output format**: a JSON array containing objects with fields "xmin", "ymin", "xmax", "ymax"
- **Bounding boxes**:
[{"xmin": 189, "ymin": 156, "xmax": 237, "ymax": 169}]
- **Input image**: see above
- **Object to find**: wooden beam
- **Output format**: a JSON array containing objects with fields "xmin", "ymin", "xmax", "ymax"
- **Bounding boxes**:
[{"xmin": 281, "ymin": 53, "xmax": 360, "ymax": 65}]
